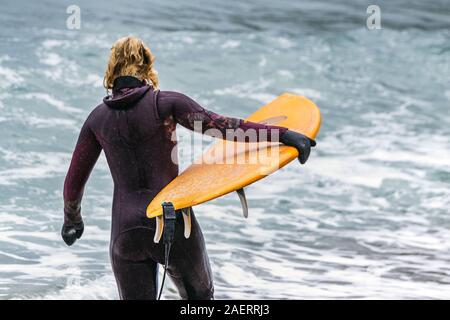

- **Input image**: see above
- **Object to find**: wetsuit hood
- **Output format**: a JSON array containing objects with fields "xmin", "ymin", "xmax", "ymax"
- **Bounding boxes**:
[{"xmin": 103, "ymin": 76, "xmax": 152, "ymax": 110}]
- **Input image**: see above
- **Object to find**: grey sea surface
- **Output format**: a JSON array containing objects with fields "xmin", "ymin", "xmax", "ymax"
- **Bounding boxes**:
[{"xmin": 0, "ymin": 0, "xmax": 449, "ymax": 299}]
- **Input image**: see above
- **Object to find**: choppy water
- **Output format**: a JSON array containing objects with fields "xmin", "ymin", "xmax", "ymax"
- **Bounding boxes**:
[{"xmin": 0, "ymin": 0, "xmax": 449, "ymax": 299}]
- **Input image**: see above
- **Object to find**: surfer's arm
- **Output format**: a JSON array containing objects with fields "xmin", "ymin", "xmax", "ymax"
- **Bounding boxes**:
[
  {"xmin": 157, "ymin": 91, "xmax": 288, "ymax": 141},
  {"xmin": 63, "ymin": 120, "xmax": 102, "ymax": 225}
]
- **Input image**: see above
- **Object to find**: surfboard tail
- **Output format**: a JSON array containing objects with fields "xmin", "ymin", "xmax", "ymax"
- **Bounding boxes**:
[{"xmin": 153, "ymin": 205, "xmax": 192, "ymax": 244}]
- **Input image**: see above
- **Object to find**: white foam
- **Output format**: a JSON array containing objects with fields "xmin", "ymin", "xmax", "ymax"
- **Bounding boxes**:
[
  {"xmin": 368, "ymin": 148, "xmax": 450, "ymax": 169},
  {"xmin": 23, "ymin": 116, "xmax": 78, "ymax": 129},
  {"xmin": 221, "ymin": 40, "xmax": 241, "ymax": 49},
  {"xmin": 182, "ymin": 36, "xmax": 196, "ymax": 44},
  {"xmin": 38, "ymin": 52, "xmax": 63, "ymax": 66},
  {"xmin": 0, "ymin": 151, "xmax": 69, "ymax": 185},
  {"xmin": 22, "ymin": 93, "xmax": 81, "ymax": 113},
  {"xmin": 445, "ymin": 90, "xmax": 450, "ymax": 101},
  {"xmin": 276, "ymin": 37, "xmax": 295, "ymax": 49},
  {"xmin": 258, "ymin": 56, "xmax": 267, "ymax": 67},
  {"xmin": 0, "ymin": 65, "xmax": 24, "ymax": 89},
  {"xmin": 311, "ymin": 156, "xmax": 415, "ymax": 188},
  {"xmin": 287, "ymin": 87, "xmax": 323, "ymax": 100},
  {"xmin": 42, "ymin": 39, "xmax": 71, "ymax": 50},
  {"xmin": 277, "ymin": 69, "xmax": 294, "ymax": 79},
  {"xmin": 213, "ymin": 79, "xmax": 276, "ymax": 104},
  {"xmin": 39, "ymin": 275, "xmax": 118, "ymax": 300},
  {"xmin": 84, "ymin": 74, "xmax": 103, "ymax": 87}
]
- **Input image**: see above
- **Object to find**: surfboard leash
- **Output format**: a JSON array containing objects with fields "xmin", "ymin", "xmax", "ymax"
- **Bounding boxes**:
[{"xmin": 157, "ymin": 202, "xmax": 176, "ymax": 300}]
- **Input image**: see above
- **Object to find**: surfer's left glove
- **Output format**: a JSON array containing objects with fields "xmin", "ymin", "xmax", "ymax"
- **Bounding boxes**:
[
  {"xmin": 280, "ymin": 130, "xmax": 317, "ymax": 164},
  {"xmin": 61, "ymin": 220, "xmax": 84, "ymax": 246}
]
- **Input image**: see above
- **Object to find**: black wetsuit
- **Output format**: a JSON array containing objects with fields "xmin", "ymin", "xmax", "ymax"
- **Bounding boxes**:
[{"xmin": 63, "ymin": 76, "xmax": 287, "ymax": 300}]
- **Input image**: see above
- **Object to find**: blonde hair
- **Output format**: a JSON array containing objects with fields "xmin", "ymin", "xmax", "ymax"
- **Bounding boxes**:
[{"xmin": 103, "ymin": 36, "xmax": 159, "ymax": 90}]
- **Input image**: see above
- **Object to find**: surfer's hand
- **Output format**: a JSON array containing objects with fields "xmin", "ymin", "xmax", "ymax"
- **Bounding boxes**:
[
  {"xmin": 61, "ymin": 220, "xmax": 84, "ymax": 246},
  {"xmin": 280, "ymin": 130, "xmax": 316, "ymax": 164}
]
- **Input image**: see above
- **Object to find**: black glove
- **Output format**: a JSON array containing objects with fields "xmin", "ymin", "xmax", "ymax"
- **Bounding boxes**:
[
  {"xmin": 280, "ymin": 130, "xmax": 317, "ymax": 164},
  {"xmin": 61, "ymin": 220, "xmax": 84, "ymax": 246}
]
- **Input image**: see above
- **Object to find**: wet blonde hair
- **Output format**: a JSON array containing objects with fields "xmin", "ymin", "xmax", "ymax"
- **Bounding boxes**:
[{"xmin": 103, "ymin": 36, "xmax": 159, "ymax": 90}]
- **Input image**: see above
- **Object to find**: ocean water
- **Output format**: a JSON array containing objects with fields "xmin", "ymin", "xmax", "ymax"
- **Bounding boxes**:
[{"xmin": 0, "ymin": 0, "xmax": 449, "ymax": 299}]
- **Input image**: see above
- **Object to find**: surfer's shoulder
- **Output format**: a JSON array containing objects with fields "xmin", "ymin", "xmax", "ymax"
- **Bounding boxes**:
[
  {"xmin": 84, "ymin": 102, "xmax": 107, "ymax": 126},
  {"xmin": 157, "ymin": 90, "xmax": 199, "ymax": 110},
  {"xmin": 157, "ymin": 90, "xmax": 191, "ymax": 104},
  {"xmin": 156, "ymin": 90, "xmax": 196, "ymax": 118}
]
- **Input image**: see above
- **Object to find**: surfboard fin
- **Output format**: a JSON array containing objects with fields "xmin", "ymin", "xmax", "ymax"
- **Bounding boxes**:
[
  {"xmin": 154, "ymin": 215, "xmax": 164, "ymax": 243},
  {"xmin": 182, "ymin": 207, "xmax": 192, "ymax": 239},
  {"xmin": 155, "ymin": 206, "xmax": 192, "ymax": 242},
  {"xmin": 236, "ymin": 188, "xmax": 249, "ymax": 218}
]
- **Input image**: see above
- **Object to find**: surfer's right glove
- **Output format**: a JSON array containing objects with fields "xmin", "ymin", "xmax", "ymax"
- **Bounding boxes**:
[
  {"xmin": 280, "ymin": 130, "xmax": 316, "ymax": 164},
  {"xmin": 61, "ymin": 220, "xmax": 84, "ymax": 246}
]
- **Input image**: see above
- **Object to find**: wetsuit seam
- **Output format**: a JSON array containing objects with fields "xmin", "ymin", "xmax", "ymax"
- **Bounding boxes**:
[
  {"xmin": 153, "ymin": 89, "xmax": 160, "ymax": 120},
  {"xmin": 112, "ymin": 226, "xmax": 155, "ymax": 246},
  {"xmin": 111, "ymin": 226, "xmax": 154, "ymax": 267}
]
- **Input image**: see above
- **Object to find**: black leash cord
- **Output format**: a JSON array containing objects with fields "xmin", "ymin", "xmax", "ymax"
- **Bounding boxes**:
[
  {"xmin": 157, "ymin": 243, "xmax": 171, "ymax": 300},
  {"xmin": 157, "ymin": 202, "xmax": 176, "ymax": 300}
]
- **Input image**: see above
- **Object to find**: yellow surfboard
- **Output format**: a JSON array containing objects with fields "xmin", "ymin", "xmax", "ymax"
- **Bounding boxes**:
[{"xmin": 147, "ymin": 93, "xmax": 321, "ymax": 241}]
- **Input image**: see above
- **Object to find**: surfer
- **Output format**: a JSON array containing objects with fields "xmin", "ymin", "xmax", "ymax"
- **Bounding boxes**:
[{"xmin": 61, "ymin": 36, "xmax": 316, "ymax": 300}]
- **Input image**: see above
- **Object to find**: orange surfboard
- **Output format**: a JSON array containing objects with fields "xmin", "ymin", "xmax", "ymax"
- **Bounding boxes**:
[{"xmin": 147, "ymin": 93, "xmax": 321, "ymax": 241}]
